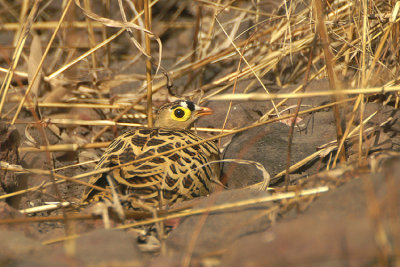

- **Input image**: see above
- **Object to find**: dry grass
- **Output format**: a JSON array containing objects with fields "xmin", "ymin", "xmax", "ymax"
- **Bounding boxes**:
[{"xmin": 0, "ymin": 0, "xmax": 399, "ymax": 263}]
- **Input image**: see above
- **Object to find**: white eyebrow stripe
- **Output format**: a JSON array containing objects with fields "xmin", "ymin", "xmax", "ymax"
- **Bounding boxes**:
[{"xmin": 180, "ymin": 101, "xmax": 188, "ymax": 108}]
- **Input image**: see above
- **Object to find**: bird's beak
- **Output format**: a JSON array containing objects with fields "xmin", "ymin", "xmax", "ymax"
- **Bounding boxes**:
[{"xmin": 196, "ymin": 106, "xmax": 213, "ymax": 117}]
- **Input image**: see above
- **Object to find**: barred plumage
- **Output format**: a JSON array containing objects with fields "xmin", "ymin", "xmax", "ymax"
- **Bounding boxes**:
[{"xmin": 81, "ymin": 100, "xmax": 221, "ymax": 208}]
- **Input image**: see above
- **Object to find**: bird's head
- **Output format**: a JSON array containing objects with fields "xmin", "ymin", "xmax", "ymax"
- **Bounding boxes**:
[{"xmin": 154, "ymin": 100, "xmax": 213, "ymax": 129}]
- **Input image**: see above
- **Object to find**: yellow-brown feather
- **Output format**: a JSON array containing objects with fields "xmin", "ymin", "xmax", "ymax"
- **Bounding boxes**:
[{"xmin": 82, "ymin": 128, "xmax": 220, "ymax": 208}]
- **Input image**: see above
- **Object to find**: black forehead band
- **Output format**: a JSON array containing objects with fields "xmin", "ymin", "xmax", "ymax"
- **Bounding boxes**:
[{"xmin": 186, "ymin": 101, "xmax": 195, "ymax": 111}]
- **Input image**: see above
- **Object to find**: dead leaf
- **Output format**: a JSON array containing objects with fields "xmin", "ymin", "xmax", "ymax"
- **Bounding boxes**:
[
  {"xmin": 279, "ymin": 116, "xmax": 303, "ymax": 127},
  {"xmin": 42, "ymin": 86, "xmax": 69, "ymax": 103},
  {"xmin": 28, "ymin": 34, "xmax": 43, "ymax": 98},
  {"xmin": 24, "ymin": 125, "xmax": 38, "ymax": 147}
]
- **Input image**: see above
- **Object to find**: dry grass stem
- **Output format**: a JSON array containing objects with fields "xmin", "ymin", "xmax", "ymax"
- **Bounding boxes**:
[
  {"xmin": 19, "ymin": 201, "xmax": 71, "ymax": 214},
  {"xmin": 208, "ymin": 86, "xmax": 400, "ymax": 101}
]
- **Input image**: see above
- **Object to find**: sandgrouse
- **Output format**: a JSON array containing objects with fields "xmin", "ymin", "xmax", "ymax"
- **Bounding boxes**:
[{"xmin": 81, "ymin": 100, "xmax": 221, "ymax": 208}]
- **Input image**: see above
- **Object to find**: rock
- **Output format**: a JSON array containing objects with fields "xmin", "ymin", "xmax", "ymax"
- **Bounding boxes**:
[
  {"xmin": 0, "ymin": 202, "xmax": 35, "ymax": 235},
  {"xmin": 0, "ymin": 228, "xmax": 79, "ymax": 267},
  {"xmin": 149, "ymin": 254, "xmax": 204, "ymax": 267},
  {"xmin": 222, "ymin": 110, "xmax": 338, "ymax": 188},
  {"xmin": 166, "ymin": 189, "xmax": 274, "ymax": 257},
  {"xmin": 1, "ymin": 228, "xmax": 146, "ymax": 266},
  {"xmin": 0, "ymin": 229, "xmax": 43, "ymax": 263},
  {"xmin": 11, "ymin": 247, "xmax": 80, "ymax": 267},
  {"xmin": 0, "ymin": 122, "xmax": 26, "ymax": 208},
  {"xmin": 73, "ymin": 229, "xmax": 145, "ymax": 266},
  {"xmin": 197, "ymin": 100, "xmax": 267, "ymax": 131},
  {"xmin": 221, "ymin": 215, "xmax": 376, "ymax": 267},
  {"xmin": 221, "ymin": 156, "xmax": 400, "ymax": 266}
]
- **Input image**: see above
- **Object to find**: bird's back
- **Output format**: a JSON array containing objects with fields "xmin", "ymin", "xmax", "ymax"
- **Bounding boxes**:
[{"xmin": 82, "ymin": 128, "xmax": 220, "ymax": 208}]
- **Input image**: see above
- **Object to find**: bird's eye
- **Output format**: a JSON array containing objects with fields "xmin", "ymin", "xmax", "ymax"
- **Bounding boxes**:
[
  {"xmin": 174, "ymin": 108, "xmax": 185, "ymax": 118},
  {"xmin": 171, "ymin": 107, "xmax": 191, "ymax": 121}
]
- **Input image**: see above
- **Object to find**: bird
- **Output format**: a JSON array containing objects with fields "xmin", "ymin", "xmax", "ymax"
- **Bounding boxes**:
[{"xmin": 81, "ymin": 100, "xmax": 221, "ymax": 209}]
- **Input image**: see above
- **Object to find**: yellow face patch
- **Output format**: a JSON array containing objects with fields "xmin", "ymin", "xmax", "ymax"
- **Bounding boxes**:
[{"xmin": 171, "ymin": 107, "xmax": 192, "ymax": 121}]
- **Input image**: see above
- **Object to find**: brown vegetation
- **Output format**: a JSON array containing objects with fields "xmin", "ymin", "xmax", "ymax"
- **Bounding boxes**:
[{"xmin": 0, "ymin": 0, "xmax": 399, "ymax": 266}]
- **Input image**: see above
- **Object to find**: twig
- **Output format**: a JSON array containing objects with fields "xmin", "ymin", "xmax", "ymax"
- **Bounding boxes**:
[
  {"xmin": 285, "ymin": 37, "xmax": 316, "ymax": 190},
  {"xmin": 144, "ymin": 0, "xmax": 153, "ymax": 127},
  {"xmin": 313, "ymin": 0, "xmax": 346, "ymax": 163}
]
